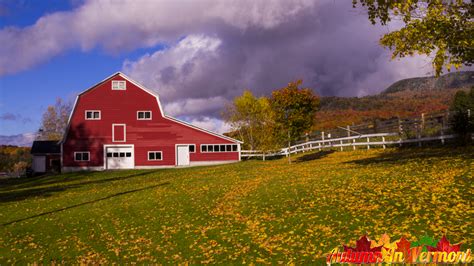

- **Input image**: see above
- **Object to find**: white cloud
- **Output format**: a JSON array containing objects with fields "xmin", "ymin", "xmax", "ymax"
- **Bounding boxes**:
[
  {"xmin": 185, "ymin": 116, "xmax": 231, "ymax": 134},
  {"xmin": 0, "ymin": 0, "xmax": 315, "ymax": 75},
  {"xmin": 0, "ymin": 0, "xmax": 441, "ymax": 133}
]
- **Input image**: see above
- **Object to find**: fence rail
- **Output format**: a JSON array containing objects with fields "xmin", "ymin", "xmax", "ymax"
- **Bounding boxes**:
[
  {"xmin": 241, "ymin": 133, "xmax": 458, "ymax": 159},
  {"xmin": 241, "ymin": 109, "xmax": 471, "ymax": 159}
]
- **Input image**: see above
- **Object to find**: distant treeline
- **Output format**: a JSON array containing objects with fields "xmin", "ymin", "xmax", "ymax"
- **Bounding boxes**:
[{"xmin": 0, "ymin": 145, "xmax": 31, "ymax": 173}]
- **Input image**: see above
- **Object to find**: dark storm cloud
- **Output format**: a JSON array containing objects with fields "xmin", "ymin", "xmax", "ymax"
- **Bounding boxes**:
[
  {"xmin": 124, "ymin": 0, "xmax": 430, "ymax": 119},
  {"xmin": 0, "ymin": 0, "xmax": 432, "ymax": 130}
]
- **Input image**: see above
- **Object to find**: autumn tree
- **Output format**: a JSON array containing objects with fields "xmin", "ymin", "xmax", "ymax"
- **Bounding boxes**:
[
  {"xmin": 450, "ymin": 87, "xmax": 474, "ymax": 143},
  {"xmin": 353, "ymin": 0, "xmax": 473, "ymax": 76},
  {"xmin": 270, "ymin": 80, "xmax": 320, "ymax": 145},
  {"xmin": 37, "ymin": 98, "xmax": 72, "ymax": 141},
  {"xmin": 223, "ymin": 90, "xmax": 278, "ymax": 152}
]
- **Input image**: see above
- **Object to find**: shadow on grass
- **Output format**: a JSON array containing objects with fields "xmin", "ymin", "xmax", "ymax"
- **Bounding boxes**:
[
  {"xmin": 1, "ymin": 181, "xmax": 170, "ymax": 226},
  {"xmin": 346, "ymin": 146, "xmax": 473, "ymax": 165},
  {"xmin": 0, "ymin": 170, "xmax": 160, "ymax": 203},
  {"xmin": 294, "ymin": 150, "xmax": 335, "ymax": 163}
]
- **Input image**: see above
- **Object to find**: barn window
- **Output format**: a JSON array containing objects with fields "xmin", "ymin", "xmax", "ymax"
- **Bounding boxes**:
[
  {"xmin": 148, "ymin": 151, "xmax": 163, "ymax": 161},
  {"xmin": 189, "ymin": 144, "xmax": 195, "ymax": 153},
  {"xmin": 137, "ymin": 111, "xmax": 152, "ymax": 120},
  {"xmin": 112, "ymin": 80, "xmax": 126, "ymax": 90},
  {"xmin": 200, "ymin": 144, "xmax": 238, "ymax": 153},
  {"xmin": 85, "ymin": 110, "xmax": 101, "ymax": 120},
  {"xmin": 74, "ymin": 152, "xmax": 90, "ymax": 161}
]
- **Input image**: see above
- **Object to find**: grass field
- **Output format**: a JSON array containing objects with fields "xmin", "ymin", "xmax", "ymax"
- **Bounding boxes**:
[{"xmin": 0, "ymin": 147, "xmax": 472, "ymax": 264}]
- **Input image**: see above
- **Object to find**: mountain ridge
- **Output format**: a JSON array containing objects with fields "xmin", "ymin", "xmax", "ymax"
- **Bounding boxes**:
[{"xmin": 314, "ymin": 71, "xmax": 474, "ymax": 130}]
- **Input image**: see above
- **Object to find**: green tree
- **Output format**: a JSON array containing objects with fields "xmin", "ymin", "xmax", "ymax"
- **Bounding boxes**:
[
  {"xmin": 353, "ymin": 0, "xmax": 473, "ymax": 76},
  {"xmin": 450, "ymin": 87, "xmax": 474, "ymax": 143},
  {"xmin": 37, "ymin": 98, "xmax": 72, "ymax": 140},
  {"xmin": 270, "ymin": 80, "xmax": 320, "ymax": 145},
  {"xmin": 223, "ymin": 91, "xmax": 278, "ymax": 152}
]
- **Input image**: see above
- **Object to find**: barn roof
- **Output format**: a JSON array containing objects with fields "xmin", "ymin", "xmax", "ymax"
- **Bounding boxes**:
[
  {"xmin": 61, "ymin": 72, "xmax": 243, "ymax": 144},
  {"xmin": 31, "ymin": 141, "xmax": 61, "ymax": 154}
]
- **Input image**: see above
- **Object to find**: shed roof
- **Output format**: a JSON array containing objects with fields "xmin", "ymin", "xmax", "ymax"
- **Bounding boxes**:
[{"xmin": 31, "ymin": 141, "xmax": 60, "ymax": 154}]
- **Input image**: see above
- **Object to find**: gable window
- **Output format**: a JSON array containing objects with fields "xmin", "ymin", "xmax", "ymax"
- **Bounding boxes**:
[
  {"xmin": 112, "ymin": 80, "xmax": 126, "ymax": 90},
  {"xmin": 137, "ymin": 111, "xmax": 152, "ymax": 120},
  {"xmin": 189, "ymin": 144, "xmax": 195, "ymax": 153},
  {"xmin": 74, "ymin": 151, "xmax": 90, "ymax": 161},
  {"xmin": 201, "ymin": 144, "xmax": 238, "ymax": 153},
  {"xmin": 85, "ymin": 110, "xmax": 101, "ymax": 120},
  {"xmin": 148, "ymin": 151, "xmax": 163, "ymax": 161}
]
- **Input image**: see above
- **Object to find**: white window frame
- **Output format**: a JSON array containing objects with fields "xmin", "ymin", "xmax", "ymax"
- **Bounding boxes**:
[
  {"xmin": 112, "ymin": 80, "xmax": 126, "ymax": 90},
  {"xmin": 189, "ymin": 144, "xmax": 196, "ymax": 153},
  {"xmin": 74, "ymin": 151, "xmax": 90, "ymax": 162},
  {"xmin": 200, "ymin": 144, "xmax": 238, "ymax": 153},
  {"xmin": 148, "ymin": 151, "xmax": 163, "ymax": 161},
  {"xmin": 112, "ymin": 124, "xmax": 126, "ymax": 142},
  {"xmin": 85, "ymin": 110, "xmax": 101, "ymax": 120},
  {"xmin": 137, "ymin": 111, "xmax": 152, "ymax": 120}
]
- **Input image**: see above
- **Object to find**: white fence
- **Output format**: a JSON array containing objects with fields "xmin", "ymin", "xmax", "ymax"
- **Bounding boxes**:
[{"xmin": 241, "ymin": 132, "xmax": 458, "ymax": 159}]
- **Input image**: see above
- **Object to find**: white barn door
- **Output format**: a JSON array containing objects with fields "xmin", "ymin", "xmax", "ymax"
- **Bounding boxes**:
[
  {"xmin": 176, "ymin": 145, "xmax": 190, "ymax": 166},
  {"xmin": 106, "ymin": 146, "xmax": 134, "ymax": 169},
  {"xmin": 32, "ymin": 156, "xmax": 46, "ymax": 173}
]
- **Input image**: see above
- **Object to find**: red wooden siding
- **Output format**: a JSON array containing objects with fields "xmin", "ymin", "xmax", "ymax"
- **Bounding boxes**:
[{"xmin": 62, "ymin": 73, "xmax": 240, "ymax": 168}]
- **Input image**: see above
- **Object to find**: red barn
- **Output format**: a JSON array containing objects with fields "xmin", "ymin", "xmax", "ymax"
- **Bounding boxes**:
[{"xmin": 61, "ymin": 72, "xmax": 242, "ymax": 172}]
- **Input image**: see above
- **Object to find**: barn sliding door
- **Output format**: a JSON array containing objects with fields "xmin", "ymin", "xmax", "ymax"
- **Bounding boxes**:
[{"xmin": 112, "ymin": 124, "xmax": 126, "ymax": 142}]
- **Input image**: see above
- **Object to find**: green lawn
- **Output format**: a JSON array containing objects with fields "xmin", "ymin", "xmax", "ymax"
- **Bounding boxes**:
[{"xmin": 0, "ymin": 147, "xmax": 472, "ymax": 264}]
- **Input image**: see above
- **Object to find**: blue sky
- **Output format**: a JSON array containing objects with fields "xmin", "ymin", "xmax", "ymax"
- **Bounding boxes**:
[
  {"xmin": 0, "ymin": 0, "xmax": 436, "ymax": 140},
  {"xmin": 0, "ymin": 1, "xmax": 164, "ymax": 135}
]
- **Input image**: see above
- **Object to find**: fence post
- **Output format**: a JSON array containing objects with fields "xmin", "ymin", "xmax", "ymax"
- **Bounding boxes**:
[
  {"xmin": 398, "ymin": 117, "xmax": 403, "ymax": 147},
  {"xmin": 416, "ymin": 122, "xmax": 422, "ymax": 147},
  {"xmin": 352, "ymin": 138, "xmax": 356, "ymax": 150},
  {"xmin": 441, "ymin": 112, "xmax": 446, "ymax": 145},
  {"xmin": 318, "ymin": 142, "xmax": 321, "ymax": 151},
  {"xmin": 382, "ymin": 136, "xmax": 386, "ymax": 149},
  {"xmin": 421, "ymin": 113, "xmax": 425, "ymax": 131},
  {"xmin": 340, "ymin": 140, "xmax": 343, "ymax": 151},
  {"xmin": 263, "ymin": 152, "xmax": 266, "ymax": 161},
  {"xmin": 321, "ymin": 131, "xmax": 325, "ymax": 150},
  {"xmin": 367, "ymin": 137, "xmax": 370, "ymax": 150},
  {"xmin": 347, "ymin": 125, "xmax": 351, "ymax": 137}
]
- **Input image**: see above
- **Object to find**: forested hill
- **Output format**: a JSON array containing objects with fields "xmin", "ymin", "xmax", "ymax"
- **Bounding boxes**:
[
  {"xmin": 382, "ymin": 71, "xmax": 474, "ymax": 94},
  {"xmin": 314, "ymin": 71, "xmax": 474, "ymax": 130}
]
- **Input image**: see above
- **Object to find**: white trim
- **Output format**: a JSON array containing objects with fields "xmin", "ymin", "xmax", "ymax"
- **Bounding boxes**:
[
  {"xmin": 135, "ymin": 160, "xmax": 239, "ymax": 169},
  {"xmin": 165, "ymin": 115, "xmax": 243, "ymax": 144},
  {"xmin": 73, "ymin": 151, "xmax": 90, "ymax": 162},
  {"xmin": 200, "ymin": 143, "xmax": 239, "ymax": 153},
  {"xmin": 112, "ymin": 124, "xmax": 126, "ymax": 142},
  {"xmin": 60, "ymin": 96, "xmax": 78, "ymax": 144},
  {"xmin": 190, "ymin": 160, "xmax": 239, "ymax": 166},
  {"xmin": 137, "ymin": 110, "xmax": 152, "ymax": 120},
  {"xmin": 85, "ymin": 110, "xmax": 101, "ymax": 120},
  {"xmin": 103, "ymin": 144, "xmax": 135, "ymax": 170},
  {"xmin": 112, "ymin": 80, "xmax": 126, "ymax": 90},
  {"xmin": 238, "ymin": 144, "xmax": 241, "ymax": 161},
  {"xmin": 189, "ymin": 144, "xmax": 196, "ymax": 153},
  {"xmin": 62, "ymin": 166, "xmax": 104, "ymax": 172},
  {"xmin": 147, "ymin": 151, "xmax": 163, "ymax": 161}
]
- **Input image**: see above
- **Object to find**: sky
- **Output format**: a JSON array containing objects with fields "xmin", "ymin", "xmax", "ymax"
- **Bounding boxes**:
[{"xmin": 0, "ymin": 0, "xmax": 437, "ymax": 142}]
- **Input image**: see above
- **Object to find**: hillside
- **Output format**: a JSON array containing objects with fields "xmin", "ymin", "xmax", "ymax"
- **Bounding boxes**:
[
  {"xmin": 314, "ymin": 71, "xmax": 474, "ymax": 130},
  {"xmin": 0, "ymin": 147, "xmax": 472, "ymax": 263},
  {"xmin": 383, "ymin": 71, "xmax": 474, "ymax": 94}
]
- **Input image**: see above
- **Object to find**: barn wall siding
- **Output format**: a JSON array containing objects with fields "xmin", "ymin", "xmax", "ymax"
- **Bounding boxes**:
[{"xmin": 62, "ymin": 73, "xmax": 240, "ymax": 169}]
